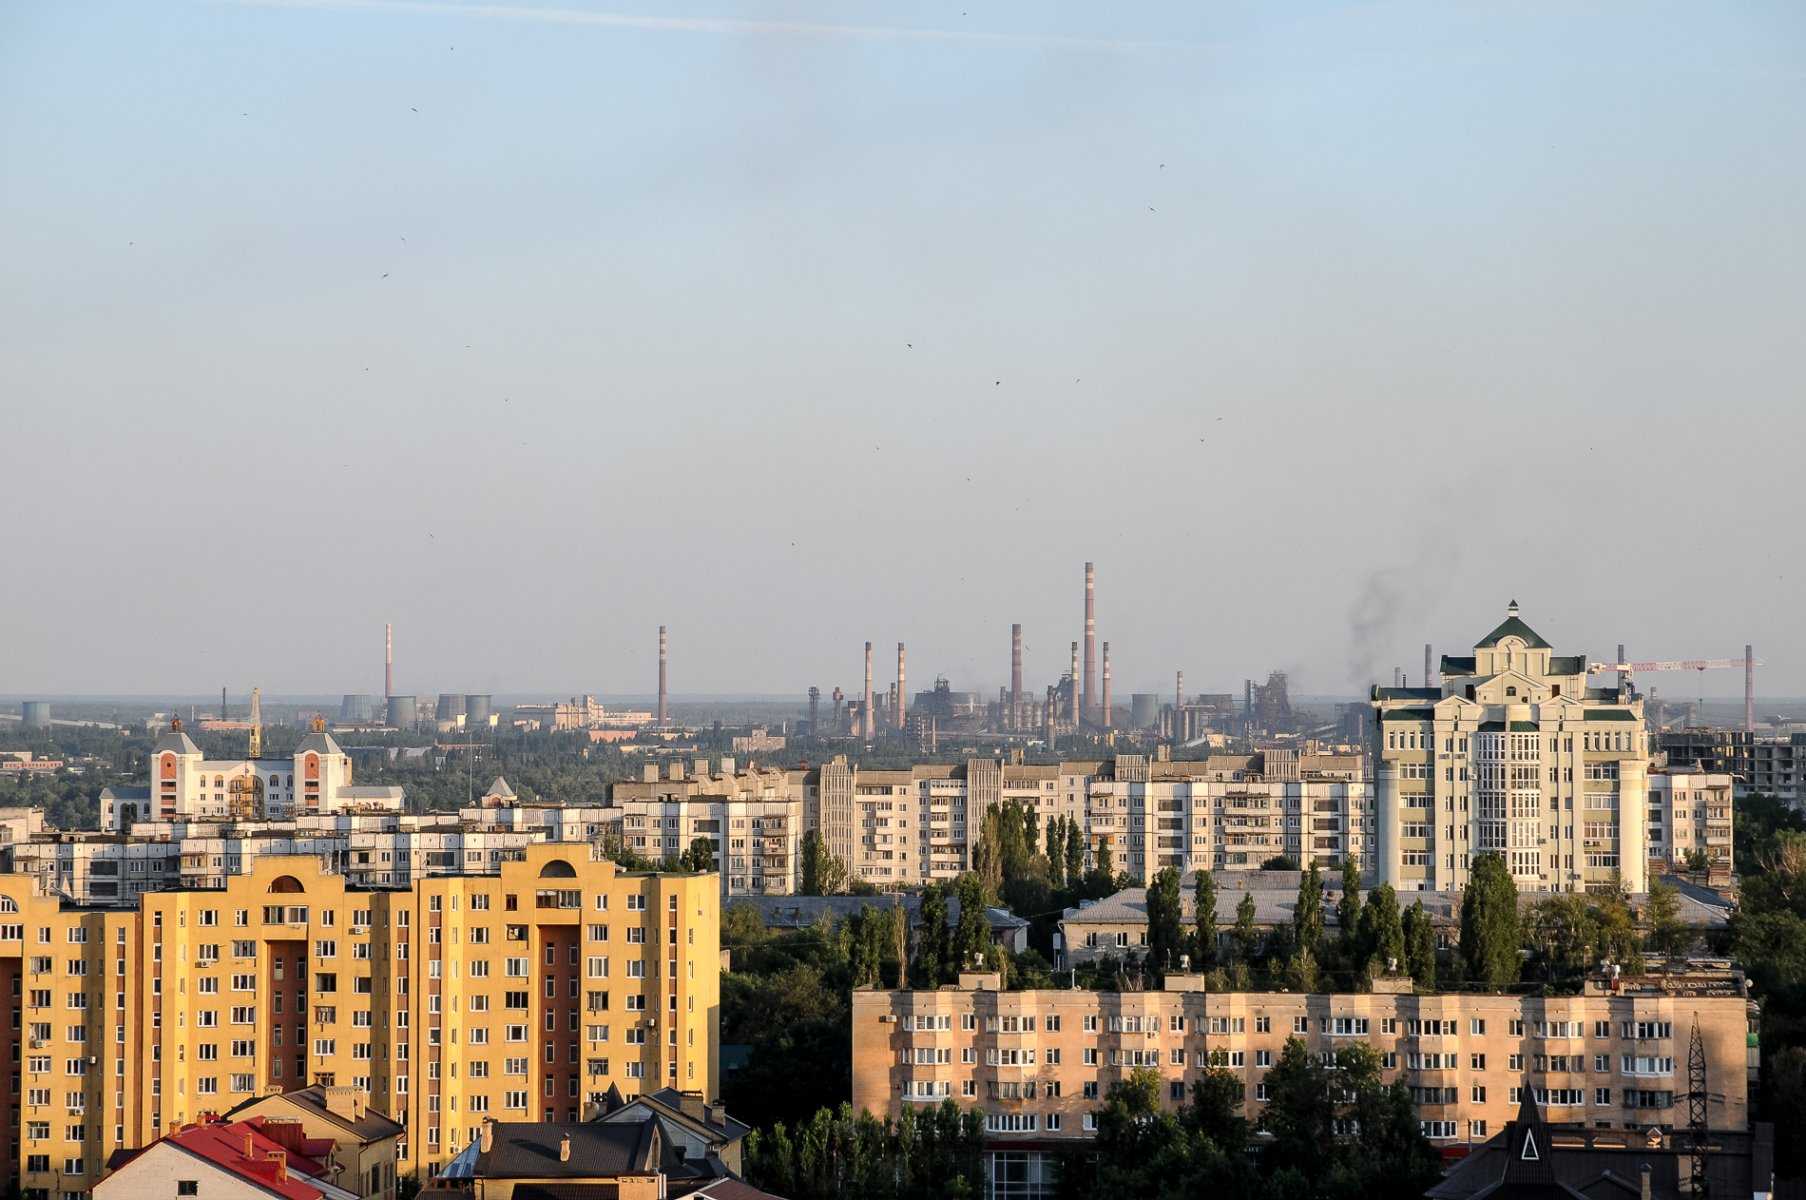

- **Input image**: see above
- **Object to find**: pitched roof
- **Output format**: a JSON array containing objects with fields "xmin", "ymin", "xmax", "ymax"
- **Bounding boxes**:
[
  {"xmin": 475, "ymin": 1121, "xmax": 661, "ymax": 1180},
  {"xmin": 163, "ymin": 1121, "xmax": 331, "ymax": 1200},
  {"xmin": 295, "ymin": 729, "xmax": 344, "ymax": 756},
  {"xmin": 1475, "ymin": 610, "xmax": 1552, "ymax": 650},
  {"xmin": 153, "ymin": 728, "xmax": 202, "ymax": 755},
  {"xmin": 229, "ymin": 1086, "xmax": 404, "ymax": 1142},
  {"xmin": 686, "ymin": 1180, "xmax": 790, "ymax": 1200},
  {"xmin": 1441, "ymin": 655, "xmax": 1479, "ymax": 675},
  {"xmin": 631, "ymin": 1088, "xmax": 753, "ymax": 1144},
  {"xmin": 485, "ymin": 776, "xmax": 518, "ymax": 800}
]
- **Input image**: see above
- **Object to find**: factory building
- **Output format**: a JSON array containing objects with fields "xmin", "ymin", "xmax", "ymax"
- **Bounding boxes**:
[
  {"xmin": 0, "ymin": 845, "xmax": 721, "ymax": 1193},
  {"xmin": 1371, "ymin": 603, "xmax": 1657, "ymax": 894}
]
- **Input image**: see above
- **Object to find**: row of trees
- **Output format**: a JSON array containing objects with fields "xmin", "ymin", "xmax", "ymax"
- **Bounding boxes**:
[
  {"xmin": 742, "ymin": 1100, "xmax": 985, "ymax": 1200},
  {"xmin": 1727, "ymin": 793, "xmax": 1806, "ymax": 1178},
  {"xmin": 1061, "ymin": 1042, "xmax": 1442, "ymax": 1200}
]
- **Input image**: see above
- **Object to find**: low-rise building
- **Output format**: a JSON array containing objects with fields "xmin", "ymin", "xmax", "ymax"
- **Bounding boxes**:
[
  {"xmin": 225, "ymin": 1086, "xmax": 405, "ymax": 1200},
  {"xmin": 96, "ymin": 1117, "xmax": 358, "ymax": 1200},
  {"xmin": 852, "ymin": 966, "xmax": 1757, "ymax": 1199}
]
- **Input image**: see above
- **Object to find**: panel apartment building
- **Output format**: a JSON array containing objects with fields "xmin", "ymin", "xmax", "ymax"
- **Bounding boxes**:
[
  {"xmin": 0, "ymin": 844, "xmax": 720, "ymax": 1197},
  {"xmin": 853, "ymin": 968, "xmax": 1756, "ymax": 1198},
  {"xmin": 1372, "ymin": 603, "xmax": 1659, "ymax": 894}
]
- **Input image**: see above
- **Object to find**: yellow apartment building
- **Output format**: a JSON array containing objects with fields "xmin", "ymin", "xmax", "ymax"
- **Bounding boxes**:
[{"xmin": 0, "ymin": 843, "xmax": 720, "ymax": 1197}]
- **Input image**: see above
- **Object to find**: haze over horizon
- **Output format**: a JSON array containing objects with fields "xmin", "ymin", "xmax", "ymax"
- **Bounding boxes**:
[{"xmin": 3, "ymin": 1, "xmax": 1802, "ymax": 697}]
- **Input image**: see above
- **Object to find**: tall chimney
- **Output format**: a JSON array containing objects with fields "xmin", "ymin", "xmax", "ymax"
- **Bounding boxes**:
[
  {"xmin": 1069, "ymin": 642, "xmax": 1080, "ymax": 726},
  {"xmin": 221, "ymin": 686, "xmax": 228, "ymax": 722},
  {"xmin": 1177, "ymin": 670, "xmax": 1185, "ymax": 711},
  {"xmin": 1745, "ymin": 644, "xmax": 1755, "ymax": 732},
  {"xmin": 384, "ymin": 622, "xmax": 393, "ymax": 698},
  {"xmin": 896, "ymin": 643, "xmax": 907, "ymax": 730},
  {"xmin": 863, "ymin": 642, "xmax": 874, "ymax": 740},
  {"xmin": 1101, "ymin": 642, "xmax": 1112, "ymax": 728},
  {"xmin": 1423, "ymin": 643, "xmax": 1432, "ymax": 688},
  {"xmin": 1043, "ymin": 686, "xmax": 1056, "ymax": 746},
  {"xmin": 1082, "ymin": 562, "xmax": 1097, "ymax": 724},
  {"xmin": 808, "ymin": 686, "xmax": 820, "ymax": 731},
  {"xmin": 1010, "ymin": 624, "xmax": 1023, "ymax": 732},
  {"xmin": 658, "ymin": 626, "xmax": 669, "ymax": 725}
]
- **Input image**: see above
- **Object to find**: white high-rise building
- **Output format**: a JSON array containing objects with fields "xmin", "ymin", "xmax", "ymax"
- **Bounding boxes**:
[{"xmin": 1371, "ymin": 602, "xmax": 1650, "ymax": 894}]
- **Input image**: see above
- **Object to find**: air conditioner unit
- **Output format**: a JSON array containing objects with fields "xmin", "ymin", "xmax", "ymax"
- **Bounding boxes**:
[{"xmin": 879, "ymin": 1014, "xmax": 898, "ymax": 1024}]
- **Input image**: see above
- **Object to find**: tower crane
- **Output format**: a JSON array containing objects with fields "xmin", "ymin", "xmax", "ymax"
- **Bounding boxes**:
[
  {"xmin": 228, "ymin": 688, "xmax": 265, "ymax": 821},
  {"xmin": 1586, "ymin": 655, "xmax": 1763, "ymax": 729}
]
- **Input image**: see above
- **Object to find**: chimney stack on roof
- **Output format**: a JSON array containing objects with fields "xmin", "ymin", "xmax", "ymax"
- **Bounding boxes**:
[
  {"xmin": 560, "ymin": 1133, "xmax": 572, "ymax": 1162},
  {"xmin": 480, "ymin": 1117, "xmax": 495, "ymax": 1153}
]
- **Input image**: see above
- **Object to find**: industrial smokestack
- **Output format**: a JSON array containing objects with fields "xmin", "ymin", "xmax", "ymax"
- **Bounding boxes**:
[
  {"xmin": 863, "ymin": 642, "xmax": 874, "ymax": 740},
  {"xmin": 1044, "ymin": 686, "xmax": 1056, "ymax": 746},
  {"xmin": 1746, "ymin": 644, "xmax": 1755, "ymax": 732},
  {"xmin": 808, "ymin": 686, "xmax": 820, "ymax": 732},
  {"xmin": 1082, "ymin": 562, "xmax": 1097, "ymax": 724},
  {"xmin": 221, "ymin": 686, "xmax": 228, "ymax": 722},
  {"xmin": 1010, "ymin": 624, "xmax": 1023, "ymax": 732},
  {"xmin": 1101, "ymin": 642, "xmax": 1112, "ymax": 728},
  {"xmin": 658, "ymin": 626, "xmax": 669, "ymax": 726},
  {"xmin": 1178, "ymin": 671, "xmax": 1185, "ymax": 711},
  {"xmin": 896, "ymin": 643, "xmax": 907, "ymax": 730},
  {"xmin": 1424, "ymin": 643, "xmax": 1433, "ymax": 689},
  {"xmin": 1069, "ymin": 642, "xmax": 1080, "ymax": 726},
  {"xmin": 385, "ymin": 622, "xmax": 393, "ymax": 699}
]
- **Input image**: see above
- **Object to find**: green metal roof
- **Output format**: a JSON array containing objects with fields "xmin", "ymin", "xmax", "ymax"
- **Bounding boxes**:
[
  {"xmin": 1547, "ymin": 655, "xmax": 1587, "ymax": 674},
  {"xmin": 1474, "ymin": 614, "xmax": 1552, "ymax": 650},
  {"xmin": 1585, "ymin": 709, "xmax": 1638, "ymax": 722},
  {"xmin": 1380, "ymin": 708, "xmax": 1436, "ymax": 721},
  {"xmin": 1440, "ymin": 655, "xmax": 1477, "ymax": 675},
  {"xmin": 1510, "ymin": 721, "xmax": 1539, "ymax": 732}
]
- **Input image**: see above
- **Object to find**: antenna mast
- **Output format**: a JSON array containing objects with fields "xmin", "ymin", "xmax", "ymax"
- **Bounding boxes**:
[{"xmin": 1688, "ymin": 1015, "xmax": 1708, "ymax": 1199}]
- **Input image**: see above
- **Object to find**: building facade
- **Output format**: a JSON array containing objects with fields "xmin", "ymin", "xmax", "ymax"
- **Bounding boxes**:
[
  {"xmin": 853, "ymin": 968, "xmax": 1756, "ymax": 1199},
  {"xmin": 0, "ymin": 844, "xmax": 720, "ymax": 1195},
  {"xmin": 1646, "ymin": 769, "xmax": 1735, "ymax": 887},
  {"xmin": 101, "ymin": 721, "xmax": 401, "ymax": 832},
  {"xmin": 1372, "ymin": 603, "xmax": 1654, "ymax": 894}
]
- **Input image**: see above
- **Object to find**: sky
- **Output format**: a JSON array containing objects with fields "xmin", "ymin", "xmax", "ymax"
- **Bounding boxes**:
[{"xmin": 2, "ymin": 0, "xmax": 1803, "ymax": 700}]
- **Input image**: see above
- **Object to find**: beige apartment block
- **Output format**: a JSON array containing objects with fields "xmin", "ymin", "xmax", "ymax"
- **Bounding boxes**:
[
  {"xmin": 852, "ymin": 968, "xmax": 1756, "ymax": 1194},
  {"xmin": 611, "ymin": 761, "xmax": 808, "ymax": 897},
  {"xmin": 0, "ymin": 844, "xmax": 721, "ymax": 1196},
  {"xmin": 1372, "ymin": 603, "xmax": 1655, "ymax": 894},
  {"xmin": 1646, "ymin": 769, "xmax": 1735, "ymax": 887}
]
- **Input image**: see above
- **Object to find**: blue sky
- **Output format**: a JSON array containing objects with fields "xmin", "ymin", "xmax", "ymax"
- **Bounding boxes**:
[{"xmin": 2, "ymin": 1, "xmax": 1802, "ymax": 698}]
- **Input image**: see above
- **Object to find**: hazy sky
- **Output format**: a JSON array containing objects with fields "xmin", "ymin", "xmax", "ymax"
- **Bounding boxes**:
[{"xmin": 3, "ymin": 0, "xmax": 1803, "ymax": 700}]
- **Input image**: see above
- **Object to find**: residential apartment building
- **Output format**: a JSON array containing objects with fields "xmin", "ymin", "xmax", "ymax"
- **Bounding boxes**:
[
  {"xmin": 100, "ymin": 720, "xmax": 402, "ymax": 831},
  {"xmin": 1659, "ymin": 730, "xmax": 1806, "ymax": 805},
  {"xmin": 853, "ymin": 967, "xmax": 1756, "ymax": 1199},
  {"xmin": 1646, "ymin": 769, "xmax": 1735, "ymax": 887},
  {"xmin": 0, "ymin": 844, "xmax": 721, "ymax": 1195},
  {"xmin": 1372, "ymin": 603, "xmax": 1655, "ymax": 894},
  {"xmin": 610, "ymin": 761, "xmax": 808, "ymax": 897}
]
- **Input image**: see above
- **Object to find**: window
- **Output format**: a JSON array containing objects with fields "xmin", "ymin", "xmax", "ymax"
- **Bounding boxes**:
[{"xmin": 178, "ymin": 1183, "xmax": 200, "ymax": 1197}]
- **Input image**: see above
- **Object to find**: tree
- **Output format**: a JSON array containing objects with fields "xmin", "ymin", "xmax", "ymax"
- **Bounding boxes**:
[
  {"xmin": 1282, "ymin": 943, "xmax": 1320, "ymax": 992},
  {"xmin": 1293, "ymin": 860, "xmax": 1324, "ymax": 959},
  {"xmin": 1192, "ymin": 868, "xmax": 1219, "ymax": 969},
  {"xmin": 1403, "ymin": 898, "xmax": 1437, "ymax": 988},
  {"xmin": 1460, "ymin": 852, "xmax": 1521, "ymax": 987},
  {"xmin": 1336, "ymin": 854, "xmax": 1363, "ymax": 961},
  {"xmin": 679, "ymin": 836, "xmax": 715, "ymax": 873},
  {"xmin": 1046, "ymin": 816, "xmax": 1066, "ymax": 886},
  {"xmin": 800, "ymin": 830, "xmax": 846, "ymax": 896},
  {"xmin": 1358, "ymin": 882, "xmax": 1405, "ymax": 975},
  {"xmin": 916, "ymin": 884, "xmax": 952, "ymax": 986},
  {"xmin": 1065, "ymin": 820, "xmax": 1085, "ymax": 884},
  {"xmin": 1232, "ymin": 892, "xmax": 1260, "ymax": 966},
  {"xmin": 1644, "ymin": 879, "xmax": 1688, "ymax": 958},
  {"xmin": 951, "ymin": 874, "xmax": 992, "ymax": 972},
  {"xmin": 892, "ymin": 897, "xmax": 910, "ymax": 989},
  {"xmin": 1525, "ymin": 894, "xmax": 1597, "ymax": 984},
  {"xmin": 1146, "ymin": 867, "xmax": 1185, "ymax": 974}
]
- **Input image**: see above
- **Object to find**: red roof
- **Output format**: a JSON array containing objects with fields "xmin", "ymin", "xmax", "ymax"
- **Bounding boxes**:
[
  {"xmin": 162, "ymin": 1120, "xmax": 331, "ymax": 1200},
  {"xmin": 240, "ymin": 1116, "xmax": 338, "ymax": 1167}
]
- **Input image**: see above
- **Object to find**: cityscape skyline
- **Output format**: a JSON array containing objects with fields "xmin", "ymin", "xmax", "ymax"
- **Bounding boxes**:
[{"xmin": 3, "ymin": 1, "xmax": 1803, "ymax": 695}]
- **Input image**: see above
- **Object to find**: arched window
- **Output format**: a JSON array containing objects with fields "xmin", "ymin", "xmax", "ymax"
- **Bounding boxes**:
[
  {"xmin": 268, "ymin": 875, "xmax": 305, "ymax": 894},
  {"xmin": 538, "ymin": 859, "xmax": 578, "ymax": 879},
  {"xmin": 0, "ymin": 896, "xmax": 17, "ymax": 913}
]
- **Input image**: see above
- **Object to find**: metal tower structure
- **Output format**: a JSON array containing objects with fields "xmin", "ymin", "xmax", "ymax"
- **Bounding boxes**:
[{"xmin": 1688, "ymin": 1015, "xmax": 1709, "ymax": 1198}]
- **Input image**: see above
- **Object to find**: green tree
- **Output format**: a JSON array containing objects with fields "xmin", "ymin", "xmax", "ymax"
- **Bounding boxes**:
[
  {"xmin": 1358, "ymin": 882, "xmax": 1405, "ymax": 975},
  {"xmin": 1232, "ymin": 892, "xmax": 1260, "ymax": 966},
  {"xmin": 1403, "ymin": 898, "xmax": 1437, "ymax": 988},
  {"xmin": 1525, "ymin": 894, "xmax": 1597, "ymax": 984},
  {"xmin": 1460, "ymin": 852, "xmax": 1522, "ymax": 987},
  {"xmin": 916, "ymin": 884, "xmax": 952, "ymax": 986},
  {"xmin": 1192, "ymin": 868, "xmax": 1218, "ymax": 968},
  {"xmin": 1146, "ymin": 867, "xmax": 1185, "ymax": 974},
  {"xmin": 1046, "ymin": 816, "xmax": 1066, "ymax": 887},
  {"xmin": 1294, "ymin": 860, "xmax": 1325, "ymax": 960},
  {"xmin": 800, "ymin": 830, "xmax": 847, "ymax": 896},
  {"xmin": 1065, "ymin": 820, "xmax": 1084, "ymax": 884},
  {"xmin": 1336, "ymin": 854, "xmax": 1363, "ymax": 961},
  {"xmin": 1644, "ymin": 879, "xmax": 1688, "ymax": 958},
  {"xmin": 679, "ymin": 836, "xmax": 715, "ymax": 873},
  {"xmin": 952, "ymin": 873, "xmax": 992, "ymax": 972}
]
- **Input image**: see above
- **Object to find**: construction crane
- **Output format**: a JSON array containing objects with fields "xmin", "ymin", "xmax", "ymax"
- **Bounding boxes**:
[
  {"xmin": 228, "ymin": 688, "xmax": 265, "ymax": 821},
  {"xmin": 1587, "ymin": 654, "xmax": 1763, "ymax": 730}
]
